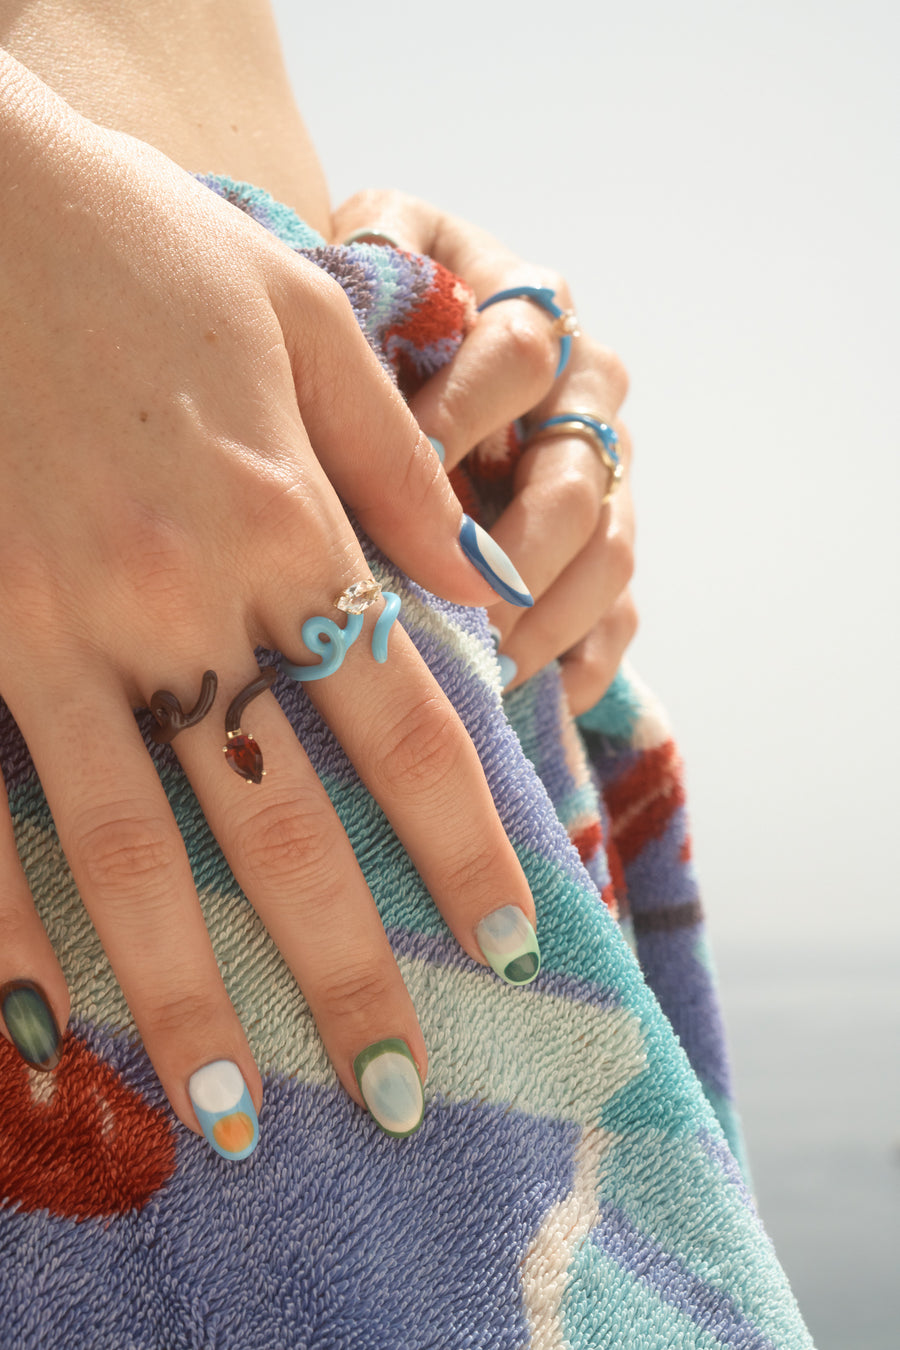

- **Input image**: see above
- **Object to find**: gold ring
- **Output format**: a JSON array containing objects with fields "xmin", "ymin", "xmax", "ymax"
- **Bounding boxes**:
[{"xmin": 527, "ymin": 412, "xmax": 624, "ymax": 504}]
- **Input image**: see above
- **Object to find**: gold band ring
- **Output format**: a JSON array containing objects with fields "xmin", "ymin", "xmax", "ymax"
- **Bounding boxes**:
[{"xmin": 527, "ymin": 413, "xmax": 624, "ymax": 504}]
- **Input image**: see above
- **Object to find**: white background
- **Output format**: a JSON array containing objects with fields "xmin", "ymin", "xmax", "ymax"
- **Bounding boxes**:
[{"xmin": 271, "ymin": 3, "xmax": 899, "ymax": 1344}]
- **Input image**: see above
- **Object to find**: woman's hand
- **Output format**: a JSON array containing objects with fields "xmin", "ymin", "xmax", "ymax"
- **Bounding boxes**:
[
  {"xmin": 0, "ymin": 55, "xmax": 539, "ymax": 1153},
  {"xmin": 333, "ymin": 191, "xmax": 637, "ymax": 716}
]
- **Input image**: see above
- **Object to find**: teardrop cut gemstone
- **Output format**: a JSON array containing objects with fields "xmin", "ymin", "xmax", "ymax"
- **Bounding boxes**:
[{"xmin": 224, "ymin": 733, "xmax": 264, "ymax": 784}]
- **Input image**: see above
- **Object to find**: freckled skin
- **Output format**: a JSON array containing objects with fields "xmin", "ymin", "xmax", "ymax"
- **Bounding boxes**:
[{"xmin": 0, "ymin": 0, "xmax": 331, "ymax": 234}]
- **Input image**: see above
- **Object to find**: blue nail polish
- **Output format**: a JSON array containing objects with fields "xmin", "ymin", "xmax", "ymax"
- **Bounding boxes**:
[
  {"xmin": 498, "ymin": 653, "xmax": 518, "ymax": 688},
  {"xmin": 459, "ymin": 516, "xmax": 533, "ymax": 608},
  {"xmin": 427, "ymin": 436, "xmax": 445, "ymax": 464},
  {"xmin": 188, "ymin": 1060, "xmax": 259, "ymax": 1161}
]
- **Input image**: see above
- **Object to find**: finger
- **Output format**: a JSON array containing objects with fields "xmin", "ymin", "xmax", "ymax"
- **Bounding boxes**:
[
  {"xmin": 406, "ymin": 295, "xmax": 562, "ymax": 471},
  {"xmin": 6, "ymin": 665, "xmax": 263, "ymax": 1161},
  {"xmin": 489, "ymin": 421, "xmax": 635, "ymax": 646},
  {"xmin": 0, "ymin": 770, "xmax": 69, "ymax": 1072},
  {"xmin": 499, "ymin": 496, "xmax": 635, "ymax": 692},
  {"xmin": 331, "ymin": 189, "xmax": 437, "ymax": 252},
  {"xmin": 272, "ymin": 259, "xmax": 532, "ymax": 611},
  {"xmin": 166, "ymin": 669, "xmax": 428, "ymax": 1138},
  {"xmin": 559, "ymin": 593, "xmax": 640, "ymax": 717},
  {"xmin": 294, "ymin": 610, "xmax": 542, "ymax": 988},
  {"xmin": 486, "ymin": 435, "xmax": 614, "ymax": 624}
]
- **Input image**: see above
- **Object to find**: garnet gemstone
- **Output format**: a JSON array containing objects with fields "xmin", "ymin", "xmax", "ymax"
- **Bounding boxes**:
[{"xmin": 224, "ymin": 733, "xmax": 264, "ymax": 784}]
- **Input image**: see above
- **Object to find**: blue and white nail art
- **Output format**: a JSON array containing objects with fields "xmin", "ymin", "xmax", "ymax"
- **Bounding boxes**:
[
  {"xmin": 459, "ymin": 516, "xmax": 533, "ymax": 608},
  {"xmin": 188, "ymin": 1060, "xmax": 259, "ymax": 1161}
]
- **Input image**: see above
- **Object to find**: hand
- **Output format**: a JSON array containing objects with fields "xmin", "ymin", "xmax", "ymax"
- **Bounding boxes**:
[
  {"xmin": 333, "ymin": 191, "xmax": 637, "ymax": 716},
  {"xmin": 0, "ymin": 56, "xmax": 538, "ymax": 1152}
]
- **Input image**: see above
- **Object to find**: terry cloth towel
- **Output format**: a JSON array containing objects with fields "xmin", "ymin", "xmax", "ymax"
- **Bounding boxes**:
[{"xmin": 0, "ymin": 176, "xmax": 813, "ymax": 1350}]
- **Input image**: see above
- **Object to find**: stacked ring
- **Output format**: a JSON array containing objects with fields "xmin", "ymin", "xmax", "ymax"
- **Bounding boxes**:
[
  {"xmin": 528, "ymin": 413, "xmax": 624, "ymax": 503},
  {"xmin": 477, "ymin": 286, "xmax": 580, "ymax": 378},
  {"xmin": 281, "ymin": 579, "xmax": 402, "ymax": 684}
]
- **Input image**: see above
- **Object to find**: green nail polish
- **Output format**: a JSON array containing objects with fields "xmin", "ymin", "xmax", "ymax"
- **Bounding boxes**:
[
  {"xmin": 353, "ymin": 1039, "xmax": 424, "ymax": 1138},
  {"xmin": 1, "ymin": 980, "xmax": 62, "ymax": 1071},
  {"xmin": 475, "ymin": 906, "xmax": 541, "ymax": 986}
]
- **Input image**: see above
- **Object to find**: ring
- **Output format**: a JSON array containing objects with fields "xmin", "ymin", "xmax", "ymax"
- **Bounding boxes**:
[
  {"xmin": 528, "ymin": 412, "xmax": 624, "ymax": 503},
  {"xmin": 343, "ymin": 227, "xmax": 402, "ymax": 248},
  {"xmin": 149, "ymin": 670, "xmax": 218, "ymax": 744},
  {"xmin": 476, "ymin": 285, "xmax": 580, "ymax": 378},
  {"xmin": 223, "ymin": 666, "xmax": 278, "ymax": 785},
  {"xmin": 280, "ymin": 579, "xmax": 402, "ymax": 684}
]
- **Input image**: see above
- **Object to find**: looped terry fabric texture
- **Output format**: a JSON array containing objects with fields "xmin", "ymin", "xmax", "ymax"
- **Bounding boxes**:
[{"xmin": 0, "ymin": 175, "xmax": 814, "ymax": 1350}]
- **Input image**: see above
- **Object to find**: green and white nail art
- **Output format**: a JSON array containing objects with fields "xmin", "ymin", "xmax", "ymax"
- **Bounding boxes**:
[
  {"xmin": 475, "ymin": 906, "xmax": 541, "ymax": 985},
  {"xmin": 353, "ymin": 1039, "xmax": 424, "ymax": 1138}
]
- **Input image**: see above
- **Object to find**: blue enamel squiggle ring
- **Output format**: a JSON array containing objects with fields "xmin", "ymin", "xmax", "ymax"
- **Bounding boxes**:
[
  {"xmin": 280, "ymin": 579, "xmax": 402, "ymax": 684},
  {"xmin": 477, "ymin": 285, "xmax": 580, "ymax": 377},
  {"xmin": 528, "ymin": 413, "xmax": 624, "ymax": 503}
]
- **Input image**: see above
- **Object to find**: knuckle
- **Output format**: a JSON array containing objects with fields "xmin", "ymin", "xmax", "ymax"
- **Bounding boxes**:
[
  {"xmin": 503, "ymin": 313, "xmax": 558, "ymax": 386},
  {"xmin": 140, "ymin": 988, "xmax": 225, "ymax": 1045},
  {"xmin": 73, "ymin": 810, "xmax": 181, "ymax": 902},
  {"xmin": 108, "ymin": 507, "xmax": 201, "ymax": 630},
  {"xmin": 313, "ymin": 963, "xmax": 397, "ymax": 1025},
  {"xmin": 538, "ymin": 268, "xmax": 572, "ymax": 308},
  {"xmin": 605, "ymin": 529, "xmax": 635, "ymax": 592},
  {"xmin": 434, "ymin": 841, "xmax": 499, "ymax": 906},
  {"xmin": 596, "ymin": 345, "xmax": 630, "ymax": 406},
  {"xmin": 236, "ymin": 797, "xmax": 335, "ymax": 892},
  {"xmin": 550, "ymin": 468, "xmax": 601, "ymax": 541},
  {"xmin": 373, "ymin": 696, "xmax": 465, "ymax": 798}
]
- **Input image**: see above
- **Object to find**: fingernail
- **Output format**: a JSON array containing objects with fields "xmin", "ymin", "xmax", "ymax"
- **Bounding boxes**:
[
  {"xmin": 427, "ymin": 436, "xmax": 445, "ymax": 464},
  {"xmin": 0, "ymin": 980, "xmax": 62, "ymax": 1071},
  {"xmin": 188, "ymin": 1060, "xmax": 259, "ymax": 1161},
  {"xmin": 459, "ymin": 515, "xmax": 533, "ymax": 608},
  {"xmin": 487, "ymin": 624, "xmax": 502, "ymax": 647},
  {"xmin": 475, "ymin": 906, "xmax": 541, "ymax": 985},
  {"xmin": 353, "ymin": 1038, "xmax": 424, "ymax": 1138},
  {"xmin": 498, "ymin": 653, "xmax": 518, "ymax": 688}
]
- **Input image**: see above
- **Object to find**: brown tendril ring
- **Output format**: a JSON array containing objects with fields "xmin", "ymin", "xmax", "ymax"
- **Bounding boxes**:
[
  {"xmin": 149, "ymin": 670, "xmax": 218, "ymax": 745},
  {"xmin": 223, "ymin": 666, "xmax": 279, "ymax": 785}
]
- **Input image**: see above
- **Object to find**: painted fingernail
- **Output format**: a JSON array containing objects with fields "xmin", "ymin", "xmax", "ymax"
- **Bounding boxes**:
[
  {"xmin": 498, "ymin": 653, "xmax": 518, "ymax": 688},
  {"xmin": 427, "ymin": 436, "xmax": 445, "ymax": 464},
  {"xmin": 459, "ymin": 515, "xmax": 533, "ymax": 608},
  {"xmin": 0, "ymin": 980, "xmax": 62, "ymax": 1071},
  {"xmin": 353, "ymin": 1039, "xmax": 424, "ymax": 1138},
  {"xmin": 487, "ymin": 624, "xmax": 502, "ymax": 647},
  {"xmin": 475, "ymin": 906, "xmax": 541, "ymax": 985},
  {"xmin": 188, "ymin": 1060, "xmax": 259, "ymax": 1161}
]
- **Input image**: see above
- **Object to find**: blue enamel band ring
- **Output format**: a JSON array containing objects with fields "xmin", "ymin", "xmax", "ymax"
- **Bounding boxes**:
[
  {"xmin": 528, "ymin": 413, "xmax": 624, "ymax": 503},
  {"xmin": 476, "ymin": 286, "xmax": 580, "ymax": 378},
  {"xmin": 280, "ymin": 579, "xmax": 402, "ymax": 684}
]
